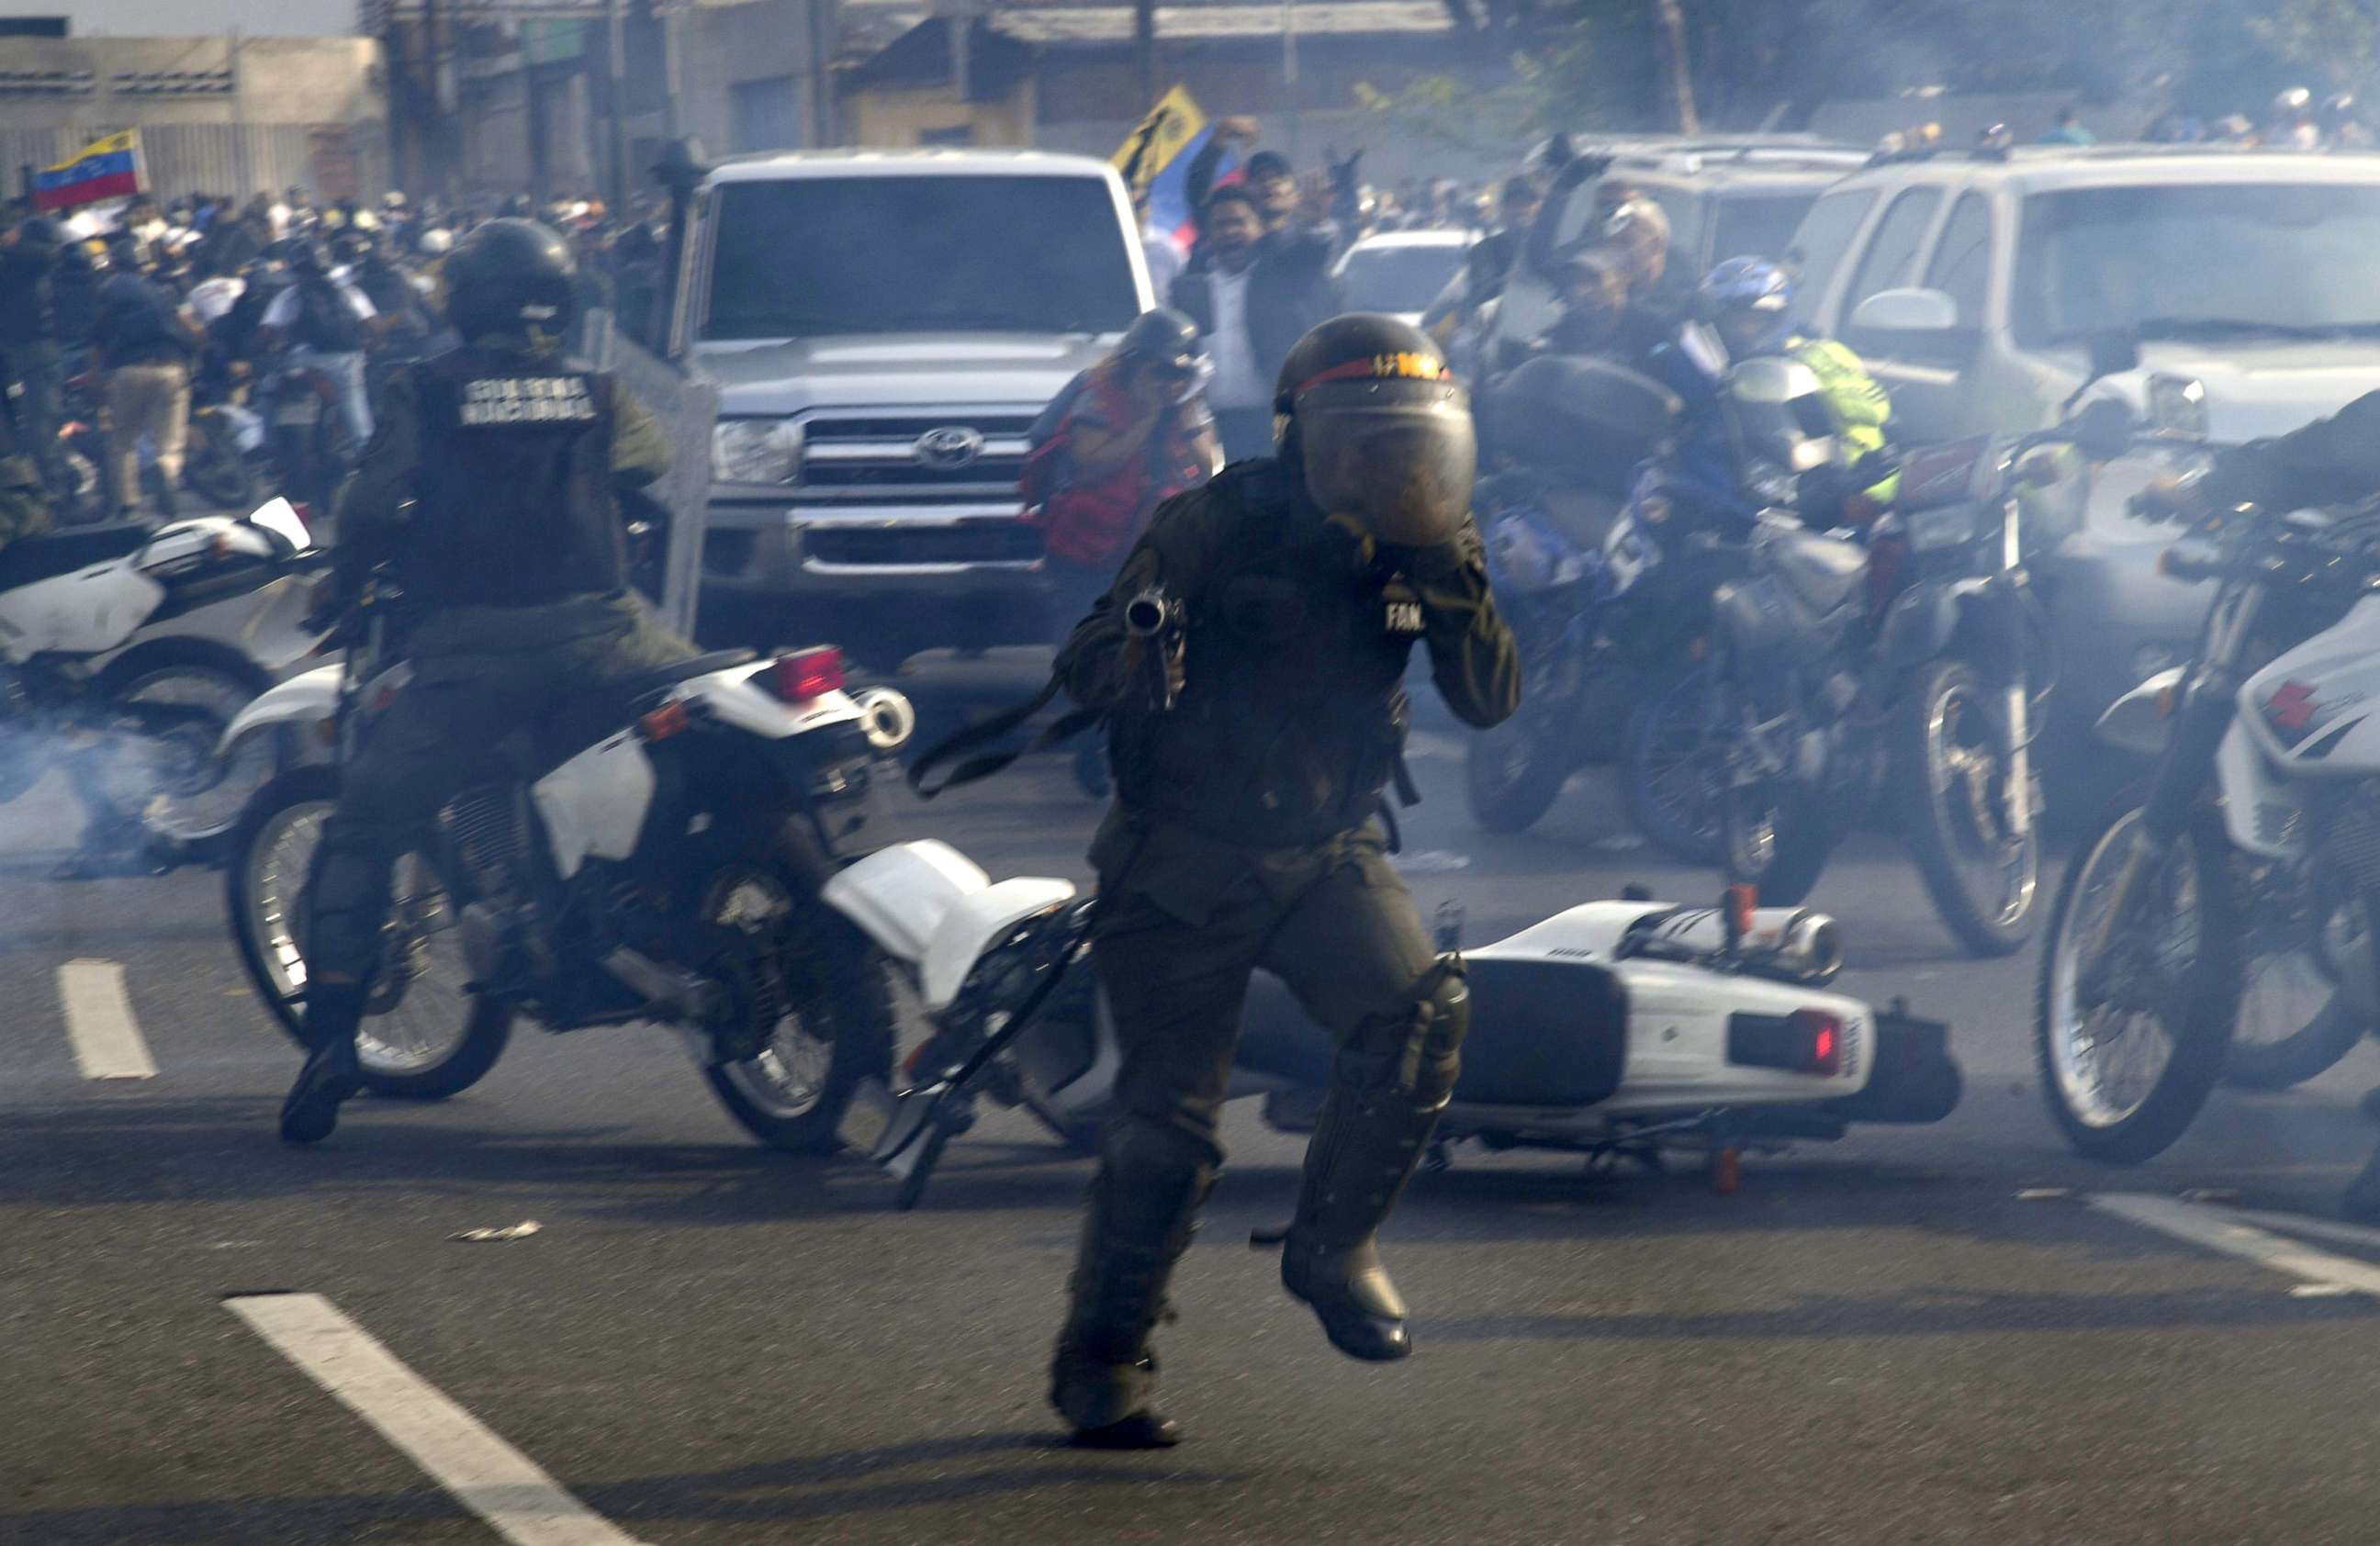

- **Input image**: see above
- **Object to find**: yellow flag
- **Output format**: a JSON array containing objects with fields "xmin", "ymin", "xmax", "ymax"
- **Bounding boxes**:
[
  {"xmin": 1112, "ymin": 85, "xmax": 1207, "ymax": 202},
  {"xmin": 44, "ymin": 129, "xmax": 138, "ymax": 174}
]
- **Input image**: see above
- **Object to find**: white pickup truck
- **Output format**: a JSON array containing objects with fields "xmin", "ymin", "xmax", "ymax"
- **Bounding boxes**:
[{"xmin": 685, "ymin": 150, "xmax": 1153, "ymax": 669}]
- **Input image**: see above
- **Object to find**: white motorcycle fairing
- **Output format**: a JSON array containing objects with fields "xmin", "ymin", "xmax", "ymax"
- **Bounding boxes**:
[
  {"xmin": 2094, "ymin": 666, "xmax": 2184, "ymax": 757},
  {"xmin": 0, "ymin": 506, "xmax": 317, "ymax": 666},
  {"xmin": 822, "ymin": 839, "xmax": 1077, "ymax": 1010},
  {"xmin": 2237, "ymin": 593, "xmax": 2380, "ymax": 779},
  {"xmin": 0, "ymin": 561, "xmax": 163, "ymax": 661}
]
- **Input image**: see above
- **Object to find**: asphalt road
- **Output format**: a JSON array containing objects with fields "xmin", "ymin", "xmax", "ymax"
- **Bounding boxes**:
[{"xmin": 8, "ymin": 651, "xmax": 2380, "ymax": 1545}]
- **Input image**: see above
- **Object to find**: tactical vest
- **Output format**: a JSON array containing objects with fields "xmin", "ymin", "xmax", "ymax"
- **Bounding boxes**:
[
  {"xmin": 407, "ymin": 347, "xmax": 623, "ymax": 611},
  {"xmin": 1109, "ymin": 462, "xmax": 1419, "ymax": 849}
]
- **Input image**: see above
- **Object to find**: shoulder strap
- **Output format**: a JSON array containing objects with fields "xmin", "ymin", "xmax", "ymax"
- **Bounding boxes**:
[{"xmin": 907, "ymin": 676, "xmax": 1107, "ymax": 799}]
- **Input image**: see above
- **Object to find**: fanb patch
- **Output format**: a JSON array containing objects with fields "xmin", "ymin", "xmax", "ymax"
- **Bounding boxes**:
[{"xmin": 459, "ymin": 375, "xmax": 598, "ymax": 426}]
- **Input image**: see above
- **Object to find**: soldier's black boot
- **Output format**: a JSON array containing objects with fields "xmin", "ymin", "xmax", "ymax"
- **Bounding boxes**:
[
  {"xmin": 1050, "ymin": 1118, "xmax": 1216, "ymax": 1449},
  {"xmin": 280, "ymin": 982, "xmax": 367, "ymax": 1146},
  {"xmin": 1274, "ymin": 970, "xmax": 1467, "ymax": 1362},
  {"xmin": 1276, "ymin": 1084, "xmax": 1447, "ymax": 1361}
]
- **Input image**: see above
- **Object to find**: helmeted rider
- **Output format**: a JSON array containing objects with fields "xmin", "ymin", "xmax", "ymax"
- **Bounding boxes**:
[
  {"xmin": 1045, "ymin": 312, "xmax": 1518, "ymax": 1448},
  {"xmin": 1652, "ymin": 256, "xmax": 1898, "ymax": 516},
  {"xmin": 279, "ymin": 218, "xmax": 697, "ymax": 1145}
]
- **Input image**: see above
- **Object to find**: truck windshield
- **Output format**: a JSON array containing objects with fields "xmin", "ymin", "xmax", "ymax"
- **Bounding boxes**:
[
  {"xmin": 1336, "ymin": 242, "xmax": 1469, "ymax": 316},
  {"xmin": 702, "ymin": 174, "xmax": 1143, "ymax": 341},
  {"xmin": 2014, "ymin": 183, "xmax": 2380, "ymax": 349}
]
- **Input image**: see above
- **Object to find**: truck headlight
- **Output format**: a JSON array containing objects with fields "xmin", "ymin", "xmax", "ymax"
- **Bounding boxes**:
[
  {"xmin": 711, "ymin": 418, "xmax": 804, "ymax": 486},
  {"xmin": 2147, "ymin": 374, "xmax": 2208, "ymax": 443}
]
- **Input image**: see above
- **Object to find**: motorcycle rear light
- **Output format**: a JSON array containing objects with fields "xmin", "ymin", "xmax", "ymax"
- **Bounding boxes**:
[
  {"xmin": 770, "ymin": 645, "xmax": 845, "ymax": 702},
  {"xmin": 1726, "ymin": 1008, "xmax": 1844, "ymax": 1076},
  {"xmin": 638, "ymin": 700, "xmax": 691, "ymax": 742}
]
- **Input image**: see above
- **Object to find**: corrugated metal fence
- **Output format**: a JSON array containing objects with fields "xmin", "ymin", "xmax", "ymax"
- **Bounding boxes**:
[{"xmin": 2, "ymin": 122, "xmax": 390, "ymax": 204}]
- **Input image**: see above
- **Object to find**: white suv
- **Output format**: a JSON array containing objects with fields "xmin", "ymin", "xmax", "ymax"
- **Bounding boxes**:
[{"xmin": 1788, "ymin": 146, "xmax": 2380, "ymax": 786}]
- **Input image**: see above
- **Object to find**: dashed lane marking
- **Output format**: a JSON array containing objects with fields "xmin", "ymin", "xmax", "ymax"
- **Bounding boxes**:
[
  {"xmin": 226, "ymin": 1294, "xmax": 652, "ymax": 1546},
  {"xmin": 57, "ymin": 959, "xmax": 155, "ymax": 1080},
  {"xmin": 2092, "ymin": 1193, "xmax": 2380, "ymax": 1298}
]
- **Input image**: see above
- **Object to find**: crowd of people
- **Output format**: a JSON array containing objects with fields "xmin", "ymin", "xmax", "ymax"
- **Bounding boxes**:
[{"xmin": 0, "ymin": 184, "xmax": 672, "ymax": 528}]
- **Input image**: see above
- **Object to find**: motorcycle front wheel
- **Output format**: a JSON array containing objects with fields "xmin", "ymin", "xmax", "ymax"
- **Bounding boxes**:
[
  {"xmin": 1464, "ymin": 706, "xmax": 1572, "ymax": 834},
  {"xmin": 2035, "ymin": 804, "xmax": 2240, "ymax": 1162},
  {"xmin": 696, "ymin": 820, "xmax": 897, "ymax": 1154},
  {"xmin": 105, "ymin": 656, "xmax": 278, "ymax": 851},
  {"xmin": 1895, "ymin": 659, "xmax": 2039, "ymax": 958},
  {"xmin": 227, "ymin": 766, "xmax": 512, "ymax": 1099}
]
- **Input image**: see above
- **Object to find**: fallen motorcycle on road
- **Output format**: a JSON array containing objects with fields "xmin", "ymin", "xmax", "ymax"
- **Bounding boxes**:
[{"xmin": 830, "ymin": 839, "xmax": 1962, "ymax": 1208}]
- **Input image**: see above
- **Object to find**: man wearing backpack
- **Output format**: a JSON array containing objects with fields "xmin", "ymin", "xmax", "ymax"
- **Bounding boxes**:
[
  {"xmin": 260, "ymin": 240, "xmax": 377, "ymax": 449},
  {"xmin": 89, "ymin": 236, "xmax": 201, "ymax": 518}
]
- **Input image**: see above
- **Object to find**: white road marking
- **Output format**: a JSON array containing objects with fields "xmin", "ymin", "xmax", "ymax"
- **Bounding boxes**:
[
  {"xmin": 2223, "ymin": 1206, "xmax": 2380, "ymax": 1256},
  {"xmin": 2092, "ymin": 1193, "xmax": 2380, "ymax": 1298},
  {"xmin": 226, "ymin": 1294, "xmax": 650, "ymax": 1546},
  {"xmin": 57, "ymin": 958, "xmax": 155, "ymax": 1080}
]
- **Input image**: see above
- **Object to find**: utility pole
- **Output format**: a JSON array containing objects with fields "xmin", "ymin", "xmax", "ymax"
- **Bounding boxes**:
[
  {"xmin": 607, "ymin": 0, "xmax": 631, "ymax": 205},
  {"xmin": 1653, "ymin": 0, "xmax": 1700, "ymax": 134},
  {"xmin": 1134, "ymin": 0, "xmax": 1156, "ymax": 109}
]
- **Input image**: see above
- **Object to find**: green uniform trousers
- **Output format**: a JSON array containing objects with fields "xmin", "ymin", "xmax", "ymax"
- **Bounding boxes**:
[{"xmin": 304, "ymin": 592, "xmax": 695, "ymax": 987}]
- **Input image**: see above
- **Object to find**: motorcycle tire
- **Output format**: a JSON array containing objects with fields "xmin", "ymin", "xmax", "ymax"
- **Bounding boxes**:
[
  {"xmin": 2223, "ymin": 994, "xmax": 2364, "ymax": 1091},
  {"xmin": 1620, "ymin": 664, "xmax": 1723, "ymax": 865},
  {"xmin": 1465, "ymin": 711, "xmax": 1571, "ymax": 834},
  {"xmin": 696, "ymin": 818, "xmax": 897, "ymax": 1154},
  {"xmin": 2034, "ymin": 803, "xmax": 2240, "ymax": 1163},
  {"xmin": 1895, "ymin": 659, "xmax": 2039, "ymax": 958},
  {"xmin": 184, "ymin": 412, "xmax": 258, "ymax": 510},
  {"xmin": 226, "ymin": 765, "xmax": 513, "ymax": 1101}
]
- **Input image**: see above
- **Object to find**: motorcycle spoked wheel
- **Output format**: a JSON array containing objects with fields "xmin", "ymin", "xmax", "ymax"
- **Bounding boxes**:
[
  {"xmin": 1621, "ymin": 663, "xmax": 1724, "ymax": 865},
  {"xmin": 1716, "ymin": 683, "xmax": 1836, "ymax": 905},
  {"xmin": 1464, "ymin": 703, "xmax": 1574, "ymax": 835},
  {"xmin": 696, "ymin": 820, "xmax": 897, "ymax": 1154},
  {"xmin": 182, "ymin": 412, "xmax": 258, "ymax": 510},
  {"xmin": 227, "ymin": 765, "xmax": 512, "ymax": 1099},
  {"xmin": 2035, "ymin": 803, "xmax": 2240, "ymax": 1163},
  {"xmin": 2221, "ymin": 866, "xmax": 2364, "ymax": 1091},
  {"xmin": 1893, "ymin": 659, "xmax": 2039, "ymax": 958},
  {"xmin": 104, "ymin": 658, "xmax": 278, "ymax": 851}
]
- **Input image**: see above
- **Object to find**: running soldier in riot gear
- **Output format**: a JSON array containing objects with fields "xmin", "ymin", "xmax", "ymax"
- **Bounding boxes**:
[
  {"xmin": 279, "ymin": 217, "xmax": 695, "ymax": 1144},
  {"xmin": 1047, "ymin": 313, "xmax": 1520, "ymax": 1448}
]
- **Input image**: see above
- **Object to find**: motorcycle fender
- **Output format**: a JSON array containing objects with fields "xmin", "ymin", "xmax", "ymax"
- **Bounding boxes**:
[
  {"xmin": 0, "ymin": 563, "xmax": 163, "ymax": 661},
  {"xmin": 217, "ymin": 660, "xmax": 343, "ymax": 757},
  {"xmin": 533, "ymin": 729, "xmax": 656, "ymax": 880},
  {"xmin": 2094, "ymin": 667, "xmax": 2184, "ymax": 757},
  {"xmin": 1872, "ymin": 580, "xmax": 1970, "ymax": 675},
  {"xmin": 672, "ymin": 666, "xmax": 867, "ymax": 741},
  {"xmin": 2215, "ymin": 720, "xmax": 2307, "ymax": 859}
]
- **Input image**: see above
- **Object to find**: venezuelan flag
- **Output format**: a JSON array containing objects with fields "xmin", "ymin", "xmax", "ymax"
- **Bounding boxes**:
[
  {"xmin": 35, "ymin": 129, "xmax": 144, "ymax": 213},
  {"xmin": 1113, "ymin": 86, "xmax": 1236, "ymax": 257}
]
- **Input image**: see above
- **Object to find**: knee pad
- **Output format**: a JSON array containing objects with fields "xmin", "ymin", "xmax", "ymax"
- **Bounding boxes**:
[{"xmin": 1335, "ymin": 955, "xmax": 1467, "ymax": 1105}]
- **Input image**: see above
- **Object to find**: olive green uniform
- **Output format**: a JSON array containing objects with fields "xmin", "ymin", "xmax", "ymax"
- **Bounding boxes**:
[
  {"xmin": 1048, "ymin": 457, "xmax": 1519, "ymax": 1429},
  {"xmin": 303, "ymin": 338, "xmax": 693, "ymax": 988}
]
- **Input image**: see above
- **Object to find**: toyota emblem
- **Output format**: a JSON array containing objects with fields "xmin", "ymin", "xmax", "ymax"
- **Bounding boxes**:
[{"xmin": 915, "ymin": 426, "xmax": 985, "ymax": 470}]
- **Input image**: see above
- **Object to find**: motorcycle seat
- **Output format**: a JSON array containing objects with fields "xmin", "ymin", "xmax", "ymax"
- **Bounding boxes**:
[
  {"xmin": 617, "ymin": 649, "xmax": 758, "ymax": 700},
  {"xmin": 0, "ymin": 521, "xmax": 152, "ymax": 592},
  {"xmin": 1768, "ymin": 529, "xmax": 1868, "ymax": 617}
]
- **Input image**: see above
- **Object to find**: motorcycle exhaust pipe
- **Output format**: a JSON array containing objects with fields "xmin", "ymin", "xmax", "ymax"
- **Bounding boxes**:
[
  {"xmin": 602, "ymin": 947, "xmax": 728, "ymax": 1025},
  {"xmin": 1656, "ymin": 906, "xmax": 1844, "ymax": 984},
  {"xmin": 851, "ymin": 686, "xmax": 917, "ymax": 754}
]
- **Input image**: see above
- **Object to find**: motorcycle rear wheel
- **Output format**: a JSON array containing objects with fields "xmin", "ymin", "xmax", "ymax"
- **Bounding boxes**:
[
  {"xmin": 1621, "ymin": 664, "xmax": 1723, "ymax": 864},
  {"xmin": 2222, "ymin": 874, "xmax": 2364, "ymax": 1091},
  {"xmin": 1895, "ymin": 659, "xmax": 2039, "ymax": 958},
  {"xmin": 183, "ymin": 412, "xmax": 258, "ymax": 510},
  {"xmin": 1464, "ymin": 709, "xmax": 1571, "ymax": 834},
  {"xmin": 227, "ymin": 766, "xmax": 512, "ymax": 1100},
  {"xmin": 697, "ymin": 820, "xmax": 897, "ymax": 1154},
  {"xmin": 2035, "ymin": 804, "xmax": 2240, "ymax": 1162}
]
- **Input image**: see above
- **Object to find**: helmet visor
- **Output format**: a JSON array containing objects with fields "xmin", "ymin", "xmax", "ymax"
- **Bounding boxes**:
[{"xmin": 1298, "ymin": 378, "xmax": 1477, "ymax": 548}]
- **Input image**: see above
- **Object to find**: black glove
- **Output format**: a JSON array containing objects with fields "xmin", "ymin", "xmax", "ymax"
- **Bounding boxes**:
[
  {"xmin": 1551, "ymin": 151, "xmax": 1613, "ymax": 195},
  {"xmin": 1329, "ymin": 148, "xmax": 1364, "ymax": 193}
]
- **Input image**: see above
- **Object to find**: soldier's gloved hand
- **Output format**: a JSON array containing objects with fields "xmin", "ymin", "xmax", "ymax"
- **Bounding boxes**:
[{"xmin": 1381, "ymin": 533, "xmax": 1480, "ymax": 589}]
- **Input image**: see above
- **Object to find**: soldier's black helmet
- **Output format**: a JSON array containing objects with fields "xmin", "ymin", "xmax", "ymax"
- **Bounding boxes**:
[
  {"xmin": 443, "ymin": 218, "xmax": 578, "ymax": 342},
  {"xmin": 1117, "ymin": 308, "xmax": 1202, "ymax": 378},
  {"xmin": 13, "ymin": 216, "xmax": 63, "ymax": 251},
  {"xmin": 1274, "ymin": 313, "xmax": 1476, "ymax": 548}
]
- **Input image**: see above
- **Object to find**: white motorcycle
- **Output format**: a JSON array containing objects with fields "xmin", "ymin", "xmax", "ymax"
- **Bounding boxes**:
[
  {"xmin": 218, "ymin": 575, "xmax": 922, "ymax": 1147},
  {"xmin": 2038, "ymin": 463, "xmax": 2380, "ymax": 1161},
  {"xmin": 829, "ymin": 840, "xmax": 1963, "ymax": 1208},
  {"xmin": 0, "ymin": 497, "xmax": 320, "ymax": 852}
]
